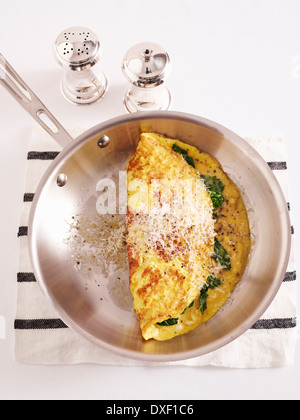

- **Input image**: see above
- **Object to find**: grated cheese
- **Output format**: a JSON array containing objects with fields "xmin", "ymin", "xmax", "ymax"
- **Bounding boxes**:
[
  {"xmin": 127, "ymin": 177, "xmax": 216, "ymax": 264},
  {"xmin": 65, "ymin": 212, "xmax": 128, "ymax": 277}
]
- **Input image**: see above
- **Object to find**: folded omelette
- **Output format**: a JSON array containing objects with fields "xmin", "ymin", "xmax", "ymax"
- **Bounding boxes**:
[{"xmin": 126, "ymin": 133, "xmax": 251, "ymax": 341}]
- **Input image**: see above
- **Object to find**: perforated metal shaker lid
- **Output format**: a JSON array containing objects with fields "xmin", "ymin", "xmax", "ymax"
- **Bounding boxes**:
[
  {"xmin": 54, "ymin": 26, "xmax": 101, "ymax": 71},
  {"xmin": 122, "ymin": 42, "xmax": 171, "ymax": 88}
]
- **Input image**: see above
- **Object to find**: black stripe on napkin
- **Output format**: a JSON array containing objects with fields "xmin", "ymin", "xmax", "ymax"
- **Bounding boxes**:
[
  {"xmin": 267, "ymin": 161, "xmax": 287, "ymax": 170},
  {"xmin": 17, "ymin": 226, "xmax": 28, "ymax": 237},
  {"xmin": 14, "ymin": 318, "xmax": 68, "ymax": 330},
  {"xmin": 14, "ymin": 317, "xmax": 296, "ymax": 331},
  {"xmin": 251, "ymin": 317, "xmax": 297, "ymax": 330},
  {"xmin": 23, "ymin": 193, "xmax": 35, "ymax": 202},
  {"xmin": 17, "ymin": 271, "xmax": 294, "ymax": 283},
  {"xmin": 284, "ymin": 271, "xmax": 296, "ymax": 282},
  {"xmin": 17, "ymin": 272, "xmax": 36, "ymax": 283},
  {"xmin": 16, "ymin": 270, "xmax": 296, "ymax": 285},
  {"xmin": 27, "ymin": 151, "xmax": 59, "ymax": 160}
]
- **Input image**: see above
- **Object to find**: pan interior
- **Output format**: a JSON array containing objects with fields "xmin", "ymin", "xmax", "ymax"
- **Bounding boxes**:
[{"xmin": 29, "ymin": 114, "xmax": 290, "ymax": 361}]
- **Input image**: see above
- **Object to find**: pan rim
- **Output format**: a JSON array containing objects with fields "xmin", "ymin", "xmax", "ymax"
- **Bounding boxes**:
[{"xmin": 28, "ymin": 110, "xmax": 292, "ymax": 362}]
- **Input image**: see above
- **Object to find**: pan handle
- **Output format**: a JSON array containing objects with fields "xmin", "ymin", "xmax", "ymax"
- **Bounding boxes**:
[{"xmin": 0, "ymin": 54, "xmax": 73, "ymax": 148}]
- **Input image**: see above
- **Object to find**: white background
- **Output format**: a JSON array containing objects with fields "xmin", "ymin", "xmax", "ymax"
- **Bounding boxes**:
[{"xmin": 0, "ymin": 0, "xmax": 299, "ymax": 400}]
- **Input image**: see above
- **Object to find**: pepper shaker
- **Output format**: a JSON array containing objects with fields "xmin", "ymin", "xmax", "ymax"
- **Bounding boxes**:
[
  {"xmin": 54, "ymin": 26, "xmax": 108, "ymax": 104},
  {"xmin": 121, "ymin": 42, "xmax": 171, "ymax": 113}
]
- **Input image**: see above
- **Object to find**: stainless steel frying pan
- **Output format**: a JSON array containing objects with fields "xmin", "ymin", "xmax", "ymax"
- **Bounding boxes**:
[{"xmin": 0, "ymin": 54, "xmax": 291, "ymax": 362}]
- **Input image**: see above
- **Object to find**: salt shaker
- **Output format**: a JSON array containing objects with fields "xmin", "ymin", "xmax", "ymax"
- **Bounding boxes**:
[
  {"xmin": 121, "ymin": 42, "xmax": 171, "ymax": 113},
  {"xmin": 54, "ymin": 27, "xmax": 108, "ymax": 104}
]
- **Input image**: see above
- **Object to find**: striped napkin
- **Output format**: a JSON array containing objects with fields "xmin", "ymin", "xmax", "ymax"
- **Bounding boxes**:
[{"xmin": 15, "ymin": 128, "xmax": 298, "ymax": 368}]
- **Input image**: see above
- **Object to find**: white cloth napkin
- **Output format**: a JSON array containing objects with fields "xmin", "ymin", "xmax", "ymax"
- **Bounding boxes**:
[{"xmin": 15, "ymin": 128, "xmax": 298, "ymax": 368}]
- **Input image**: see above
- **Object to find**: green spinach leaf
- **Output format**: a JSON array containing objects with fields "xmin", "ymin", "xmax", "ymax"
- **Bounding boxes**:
[
  {"xmin": 201, "ymin": 175, "xmax": 225, "ymax": 211},
  {"xmin": 156, "ymin": 317, "xmax": 179, "ymax": 327},
  {"xmin": 200, "ymin": 175, "xmax": 224, "ymax": 192},
  {"xmin": 209, "ymin": 190, "xmax": 225, "ymax": 211},
  {"xmin": 156, "ymin": 301, "xmax": 195, "ymax": 326},
  {"xmin": 181, "ymin": 300, "xmax": 195, "ymax": 314},
  {"xmin": 172, "ymin": 143, "xmax": 195, "ymax": 168},
  {"xmin": 214, "ymin": 237, "xmax": 231, "ymax": 270},
  {"xmin": 199, "ymin": 275, "xmax": 222, "ymax": 315}
]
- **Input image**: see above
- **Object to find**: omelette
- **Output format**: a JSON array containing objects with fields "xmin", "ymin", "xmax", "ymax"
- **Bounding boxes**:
[{"xmin": 126, "ymin": 133, "xmax": 251, "ymax": 341}]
